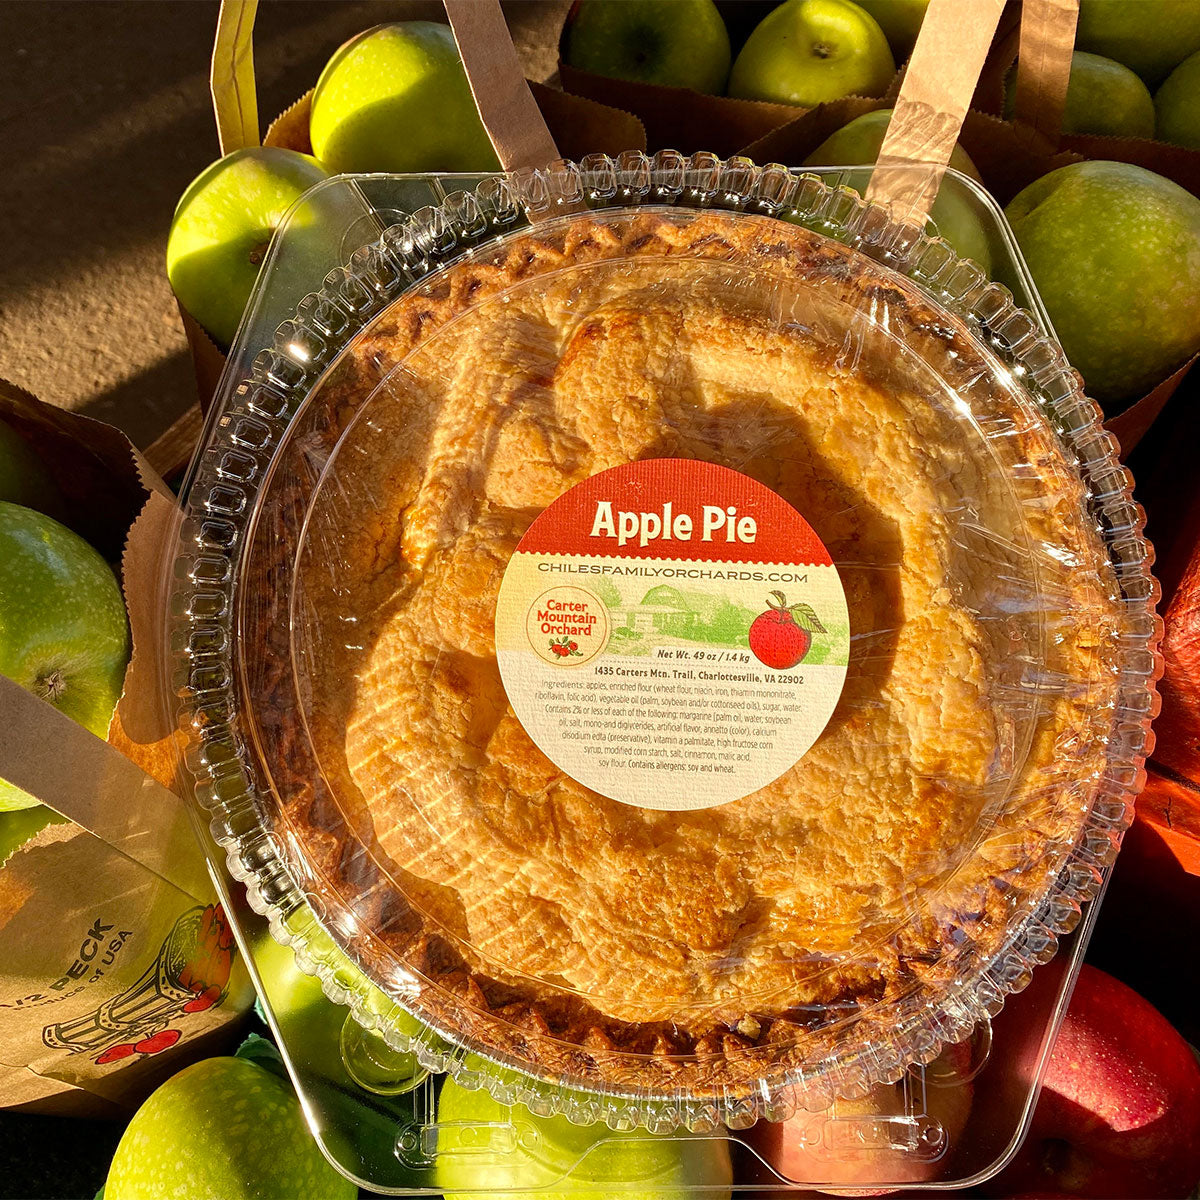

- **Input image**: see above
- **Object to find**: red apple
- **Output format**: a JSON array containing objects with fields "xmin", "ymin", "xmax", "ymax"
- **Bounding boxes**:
[
  {"xmin": 991, "ymin": 965, "xmax": 1200, "ymax": 1199},
  {"xmin": 745, "ymin": 1040, "xmax": 975, "ymax": 1194}
]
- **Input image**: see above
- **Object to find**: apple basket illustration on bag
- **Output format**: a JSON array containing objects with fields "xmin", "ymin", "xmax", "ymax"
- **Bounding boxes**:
[{"xmin": 42, "ymin": 903, "xmax": 235, "ymax": 1065}]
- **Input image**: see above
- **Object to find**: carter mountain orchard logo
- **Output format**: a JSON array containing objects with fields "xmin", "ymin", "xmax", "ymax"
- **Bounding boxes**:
[
  {"xmin": 495, "ymin": 460, "xmax": 850, "ymax": 812},
  {"xmin": 527, "ymin": 586, "xmax": 610, "ymax": 665}
]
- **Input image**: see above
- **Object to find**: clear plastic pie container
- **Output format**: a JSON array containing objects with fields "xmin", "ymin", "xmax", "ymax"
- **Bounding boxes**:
[{"xmin": 169, "ymin": 152, "xmax": 1160, "ymax": 1133}]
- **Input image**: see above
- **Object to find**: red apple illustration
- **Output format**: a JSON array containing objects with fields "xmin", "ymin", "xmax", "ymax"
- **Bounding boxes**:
[
  {"xmin": 134, "ymin": 1028, "xmax": 182, "ymax": 1056},
  {"xmin": 749, "ymin": 591, "xmax": 826, "ymax": 669},
  {"xmin": 179, "ymin": 902, "xmax": 234, "ymax": 1007},
  {"xmin": 95, "ymin": 1042, "xmax": 137, "ymax": 1065},
  {"xmin": 183, "ymin": 985, "xmax": 223, "ymax": 1014}
]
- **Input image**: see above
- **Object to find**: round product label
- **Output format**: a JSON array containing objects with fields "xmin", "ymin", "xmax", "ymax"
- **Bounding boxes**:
[{"xmin": 494, "ymin": 460, "xmax": 849, "ymax": 811}]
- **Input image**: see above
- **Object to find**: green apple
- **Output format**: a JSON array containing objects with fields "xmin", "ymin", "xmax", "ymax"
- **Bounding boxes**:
[
  {"xmin": 0, "ymin": 503, "xmax": 129, "ymax": 812},
  {"xmin": 266, "ymin": 913, "xmax": 451, "ymax": 1055},
  {"xmin": 803, "ymin": 108, "xmax": 993, "ymax": 271},
  {"xmin": 1156, "ymin": 50, "xmax": 1200, "ymax": 148},
  {"xmin": 1075, "ymin": 0, "xmax": 1200, "ymax": 87},
  {"xmin": 1006, "ymin": 160, "xmax": 1200, "ymax": 403},
  {"xmin": 729, "ymin": 0, "xmax": 896, "ymax": 107},
  {"xmin": 0, "ymin": 418, "xmax": 64, "ymax": 515},
  {"xmin": 0, "ymin": 806, "xmax": 67, "ymax": 865},
  {"xmin": 562, "ymin": 0, "xmax": 731, "ymax": 94},
  {"xmin": 105, "ymin": 1057, "xmax": 356, "ymax": 1200},
  {"xmin": 1060, "ymin": 51, "xmax": 1156, "ymax": 137},
  {"xmin": 167, "ymin": 147, "xmax": 330, "ymax": 349},
  {"xmin": 852, "ymin": 0, "xmax": 928, "ymax": 60},
  {"xmin": 233, "ymin": 1031, "xmax": 429, "ymax": 1192},
  {"xmin": 1006, "ymin": 51, "xmax": 1155, "ymax": 138},
  {"xmin": 309, "ymin": 22, "xmax": 500, "ymax": 175},
  {"xmin": 436, "ymin": 1065, "xmax": 733, "ymax": 1199}
]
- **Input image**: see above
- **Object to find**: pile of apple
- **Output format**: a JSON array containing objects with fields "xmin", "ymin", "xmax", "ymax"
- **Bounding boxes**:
[
  {"xmin": 0, "ymin": 418, "xmax": 130, "ymax": 860},
  {"xmin": 97, "ymin": 952, "xmax": 1200, "ymax": 1198},
  {"xmin": 168, "ymin": 20, "xmax": 500, "ymax": 351},
  {"xmin": 564, "ymin": 0, "xmax": 902, "ymax": 108},
  {"xmin": 171, "ymin": 0, "xmax": 1200, "ymax": 411},
  {"xmin": 565, "ymin": 0, "xmax": 1200, "ymax": 406},
  {"xmin": 566, "ymin": 0, "xmax": 1200, "ymax": 146}
]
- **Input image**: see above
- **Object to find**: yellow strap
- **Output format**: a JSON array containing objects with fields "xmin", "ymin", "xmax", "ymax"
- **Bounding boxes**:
[{"xmin": 211, "ymin": 0, "xmax": 260, "ymax": 155}]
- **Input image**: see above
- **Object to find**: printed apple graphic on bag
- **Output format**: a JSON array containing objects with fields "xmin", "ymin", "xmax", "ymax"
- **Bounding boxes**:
[
  {"xmin": 81, "ymin": 903, "xmax": 236, "ymax": 1067},
  {"xmin": 96, "ymin": 1029, "xmax": 183, "ymax": 1066},
  {"xmin": 748, "ymin": 591, "xmax": 826, "ymax": 669},
  {"xmin": 178, "ymin": 902, "xmax": 236, "ymax": 1012}
]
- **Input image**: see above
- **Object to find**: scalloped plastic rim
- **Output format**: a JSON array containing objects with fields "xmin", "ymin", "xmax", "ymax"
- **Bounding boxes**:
[{"xmin": 170, "ymin": 151, "xmax": 1162, "ymax": 1134}]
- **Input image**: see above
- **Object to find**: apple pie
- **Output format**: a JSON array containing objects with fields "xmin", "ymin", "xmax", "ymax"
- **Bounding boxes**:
[{"xmin": 237, "ymin": 209, "xmax": 1123, "ymax": 1096}]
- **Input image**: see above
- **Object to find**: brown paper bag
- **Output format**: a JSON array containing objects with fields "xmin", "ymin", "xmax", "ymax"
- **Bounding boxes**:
[
  {"xmin": 0, "ymin": 827, "xmax": 251, "ymax": 1116},
  {"xmin": 739, "ymin": 0, "xmax": 1080, "ymax": 212},
  {"xmin": 557, "ymin": 0, "xmax": 871, "ymax": 158},
  {"xmin": 0, "ymin": 381, "xmax": 253, "ymax": 1115},
  {"xmin": 555, "ymin": 0, "xmax": 1022, "ymax": 158},
  {"xmin": 741, "ymin": 0, "xmax": 1007, "ymax": 224},
  {"xmin": 558, "ymin": 64, "xmax": 807, "ymax": 158},
  {"xmin": 261, "ymin": 80, "xmax": 643, "ymax": 163}
]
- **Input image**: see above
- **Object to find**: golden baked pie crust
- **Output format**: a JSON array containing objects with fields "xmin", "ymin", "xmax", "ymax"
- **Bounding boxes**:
[{"xmin": 239, "ymin": 210, "xmax": 1121, "ymax": 1094}]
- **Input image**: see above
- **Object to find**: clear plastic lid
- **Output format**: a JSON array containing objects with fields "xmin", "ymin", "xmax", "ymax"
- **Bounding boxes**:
[{"xmin": 174, "ymin": 155, "xmax": 1159, "ymax": 1132}]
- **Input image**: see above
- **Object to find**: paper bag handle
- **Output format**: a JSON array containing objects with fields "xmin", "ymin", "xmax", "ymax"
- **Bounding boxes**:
[
  {"xmin": 444, "ymin": 0, "xmax": 560, "ymax": 173},
  {"xmin": 210, "ymin": 0, "xmax": 559, "ymax": 173},
  {"xmin": 0, "ymin": 674, "xmax": 212, "ymax": 900},
  {"xmin": 212, "ymin": 0, "xmax": 260, "ymax": 155},
  {"xmin": 1011, "ymin": 0, "xmax": 1081, "ymax": 145},
  {"xmin": 867, "ymin": 0, "xmax": 1006, "ymax": 223}
]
